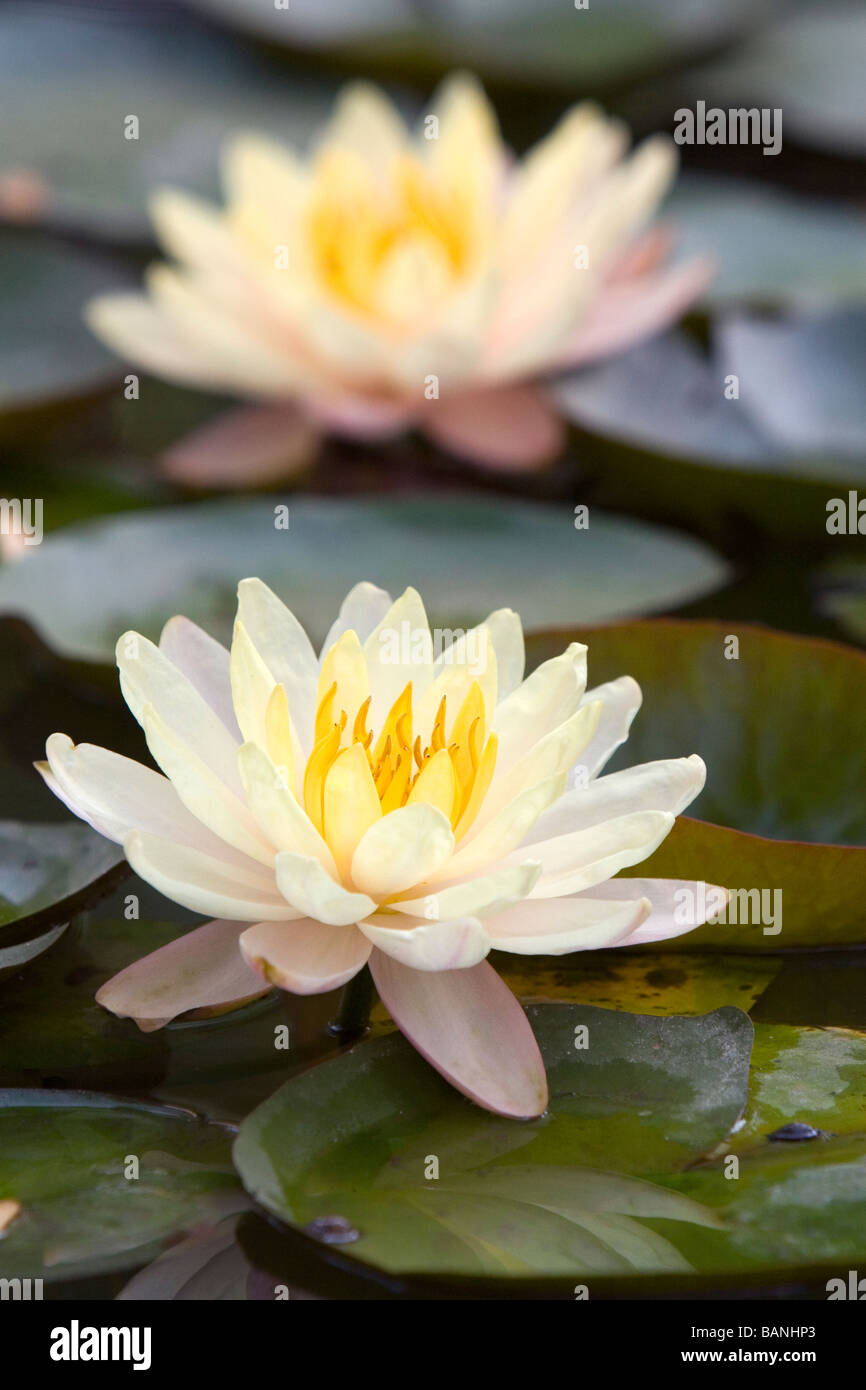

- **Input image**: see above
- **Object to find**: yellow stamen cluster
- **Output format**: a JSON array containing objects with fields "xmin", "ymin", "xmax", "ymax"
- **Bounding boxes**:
[
  {"xmin": 302, "ymin": 678, "xmax": 497, "ymax": 843},
  {"xmin": 307, "ymin": 150, "xmax": 468, "ymax": 321}
]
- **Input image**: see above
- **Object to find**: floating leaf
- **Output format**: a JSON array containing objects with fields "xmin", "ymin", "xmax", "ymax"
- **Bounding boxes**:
[
  {"xmin": 0, "ymin": 1089, "xmax": 239, "ymax": 1283},
  {"xmin": 528, "ymin": 620, "xmax": 866, "ymax": 947},
  {"xmin": 556, "ymin": 317, "xmax": 866, "ymax": 485},
  {"xmin": 668, "ymin": 176, "xmax": 866, "ymax": 310},
  {"xmin": 0, "ymin": 494, "xmax": 729, "ymax": 662},
  {"xmin": 815, "ymin": 560, "xmax": 866, "ymax": 644},
  {"xmin": 731, "ymin": 1023, "xmax": 866, "ymax": 1152},
  {"xmin": 0, "ymin": 232, "xmax": 130, "ymax": 420},
  {"xmin": 233, "ymin": 1003, "xmax": 753, "ymax": 1280},
  {"xmin": 0, "ymin": 820, "xmax": 124, "ymax": 971},
  {"xmin": 687, "ymin": 7, "xmax": 866, "ymax": 158},
  {"xmin": 0, "ymin": 6, "xmax": 339, "ymax": 241},
  {"xmin": 662, "ymin": 1021, "xmax": 866, "ymax": 1275},
  {"xmin": 495, "ymin": 951, "xmax": 781, "ymax": 1017},
  {"xmin": 190, "ymin": 0, "xmax": 763, "ymax": 90}
]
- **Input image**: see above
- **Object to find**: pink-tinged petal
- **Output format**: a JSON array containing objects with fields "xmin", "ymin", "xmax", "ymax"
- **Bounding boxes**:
[
  {"xmin": 422, "ymin": 384, "xmax": 565, "ymax": 472},
  {"xmin": 0, "ymin": 1199, "xmax": 20, "ymax": 1233},
  {"xmin": 239, "ymin": 920, "xmax": 370, "ymax": 995},
  {"xmin": 359, "ymin": 913, "xmax": 490, "ymax": 971},
  {"xmin": 161, "ymin": 404, "xmax": 320, "ymax": 488},
  {"xmin": 159, "ymin": 615, "xmax": 239, "ymax": 740},
  {"xmin": 370, "ymin": 952, "xmax": 548, "ymax": 1119},
  {"xmin": 607, "ymin": 223, "xmax": 675, "ymax": 282},
  {"xmin": 581, "ymin": 878, "xmax": 730, "ymax": 945},
  {"xmin": 484, "ymin": 894, "xmax": 650, "ymax": 954},
  {"xmin": 305, "ymin": 393, "xmax": 415, "ymax": 440},
  {"xmin": 557, "ymin": 257, "xmax": 714, "ymax": 370},
  {"xmin": 40, "ymin": 734, "xmax": 256, "ymax": 869},
  {"xmin": 95, "ymin": 919, "xmax": 268, "ymax": 1032}
]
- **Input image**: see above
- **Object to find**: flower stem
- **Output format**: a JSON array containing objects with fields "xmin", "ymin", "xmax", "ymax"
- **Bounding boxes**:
[{"xmin": 327, "ymin": 965, "xmax": 376, "ymax": 1040}]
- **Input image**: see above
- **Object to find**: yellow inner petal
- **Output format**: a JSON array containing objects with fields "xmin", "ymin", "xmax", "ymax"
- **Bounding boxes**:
[
  {"xmin": 306, "ymin": 149, "xmax": 472, "ymax": 323},
  {"xmin": 302, "ymin": 675, "xmax": 497, "ymax": 855}
]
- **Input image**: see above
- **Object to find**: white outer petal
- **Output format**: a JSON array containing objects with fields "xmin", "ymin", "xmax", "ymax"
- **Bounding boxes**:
[
  {"xmin": 159, "ymin": 615, "xmax": 239, "ymax": 739},
  {"xmin": 320, "ymin": 581, "xmax": 393, "ymax": 656},
  {"xmin": 236, "ymin": 578, "xmax": 319, "ymax": 753},
  {"xmin": 575, "ymin": 676, "xmax": 642, "ymax": 782},
  {"xmin": 358, "ymin": 913, "xmax": 490, "ymax": 971},
  {"xmin": 484, "ymin": 893, "xmax": 652, "ymax": 954},
  {"xmin": 274, "ymin": 851, "xmax": 376, "ymax": 927},
  {"xmin": 40, "ymin": 735, "xmax": 254, "ymax": 867},
  {"xmin": 523, "ymin": 810, "xmax": 675, "ymax": 898},
  {"xmin": 117, "ymin": 631, "xmax": 243, "ymax": 796},
  {"xmin": 392, "ymin": 859, "xmax": 541, "ymax": 921},
  {"xmin": 123, "ymin": 831, "xmax": 294, "ymax": 922},
  {"xmin": 524, "ymin": 755, "xmax": 705, "ymax": 846}
]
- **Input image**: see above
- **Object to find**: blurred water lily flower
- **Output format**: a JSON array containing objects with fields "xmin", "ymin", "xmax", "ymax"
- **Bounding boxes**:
[
  {"xmin": 39, "ymin": 582, "xmax": 720, "ymax": 1118},
  {"xmin": 87, "ymin": 77, "xmax": 711, "ymax": 483}
]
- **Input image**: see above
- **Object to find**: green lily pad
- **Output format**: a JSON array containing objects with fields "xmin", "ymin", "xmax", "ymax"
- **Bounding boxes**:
[
  {"xmin": 688, "ymin": 7, "xmax": 866, "ymax": 158},
  {"xmin": 0, "ymin": 6, "xmax": 338, "ymax": 242},
  {"xmin": 0, "ymin": 232, "xmax": 130, "ymax": 421},
  {"xmin": 495, "ymin": 951, "xmax": 781, "ymax": 1018},
  {"xmin": 190, "ymin": 0, "xmax": 760, "ymax": 90},
  {"xmin": 661, "ymin": 1021, "xmax": 866, "ymax": 1276},
  {"xmin": 0, "ymin": 819, "xmax": 125, "ymax": 952},
  {"xmin": 527, "ymin": 619, "xmax": 866, "ymax": 948},
  {"xmin": 0, "ymin": 1089, "xmax": 240, "ymax": 1283},
  {"xmin": 815, "ymin": 561, "xmax": 866, "ymax": 644},
  {"xmin": 233, "ymin": 1003, "xmax": 753, "ymax": 1280},
  {"xmin": 668, "ymin": 176, "xmax": 866, "ymax": 310},
  {"xmin": 731, "ymin": 1023, "xmax": 866, "ymax": 1153},
  {"xmin": 556, "ymin": 316, "xmax": 866, "ymax": 486},
  {"xmin": 0, "ymin": 494, "xmax": 729, "ymax": 663}
]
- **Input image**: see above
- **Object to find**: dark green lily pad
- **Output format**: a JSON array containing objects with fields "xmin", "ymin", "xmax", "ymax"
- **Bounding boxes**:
[
  {"xmin": 0, "ymin": 6, "xmax": 338, "ymax": 242},
  {"xmin": 233, "ymin": 1003, "xmax": 753, "ymax": 1279},
  {"xmin": 0, "ymin": 494, "xmax": 729, "ymax": 662},
  {"xmin": 0, "ymin": 1089, "xmax": 240, "ymax": 1282},
  {"xmin": 190, "ymin": 0, "xmax": 760, "ymax": 90},
  {"xmin": 528, "ymin": 620, "xmax": 866, "ymax": 948},
  {"xmin": 0, "ymin": 819, "xmax": 125, "ymax": 956},
  {"xmin": 815, "ymin": 561, "xmax": 866, "ymax": 645},
  {"xmin": 0, "ymin": 232, "xmax": 130, "ymax": 421}
]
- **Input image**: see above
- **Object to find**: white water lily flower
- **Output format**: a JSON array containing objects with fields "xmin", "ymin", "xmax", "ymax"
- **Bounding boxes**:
[
  {"xmin": 86, "ymin": 75, "xmax": 711, "ymax": 482},
  {"xmin": 39, "ymin": 581, "xmax": 720, "ymax": 1118}
]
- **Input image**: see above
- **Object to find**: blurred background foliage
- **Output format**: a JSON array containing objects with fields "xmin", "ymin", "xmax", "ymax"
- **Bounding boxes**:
[{"xmin": 1, "ymin": 0, "xmax": 864, "ymax": 641}]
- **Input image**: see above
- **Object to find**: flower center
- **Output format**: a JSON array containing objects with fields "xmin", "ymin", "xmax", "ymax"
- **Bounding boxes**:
[
  {"xmin": 302, "ymin": 678, "xmax": 497, "ymax": 841},
  {"xmin": 306, "ymin": 150, "xmax": 469, "ymax": 324}
]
